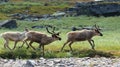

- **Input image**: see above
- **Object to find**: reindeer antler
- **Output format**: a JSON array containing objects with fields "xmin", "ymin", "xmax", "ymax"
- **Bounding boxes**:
[
  {"xmin": 52, "ymin": 27, "xmax": 56, "ymax": 33},
  {"xmin": 46, "ymin": 27, "xmax": 53, "ymax": 34},
  {"xmin": 93, "ymin": 24, "xmax": 102, "ymax": 30},
  {"xmin": 46, "ymin": 25, "xmax": 56, "ymax": 34},
  {"xmin": 92, "ymin": 24, "xmax": 97, "ymax": 29},
  {"xmin": 25, "ymin": 27, "xmax": 29, "ymax": 32}
]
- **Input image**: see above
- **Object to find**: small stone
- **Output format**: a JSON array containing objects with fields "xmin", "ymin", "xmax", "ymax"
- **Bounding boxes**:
[
  {"xmin": 47, "ymin": 61, "xmax": 54, "ymax": 66},
  {"xmin": 54, "ymin": 59, "xmax": 61, "ymax": 63},
  {"xmin": 40, "ymin": 57, "xmax": 45, "ymax": 60},
  {"xmin": 22, "ymin": 60, "xmax": 36, "ymax": 67},
  {"xmin": 12, "ymin": 60, "xmax": 23, "ymax": 67},
  {"xmin": 3, "ymin": 59, "xmax": 8, "ymax": 63},
  {"xmin": 55, "ymin": 64, "xmax": 65, "ymax": 67}
]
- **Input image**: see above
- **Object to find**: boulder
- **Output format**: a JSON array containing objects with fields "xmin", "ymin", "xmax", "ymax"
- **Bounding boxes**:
[
  {"xmin": 31, "ymin": 25, "xmax": 44, "ymax": 29},
  {"xmin": 52, "ymin": 11, "xmax": 66, "ymax": 17},
  {"xmin": 67, "ymin": 1, "xmax": 120, "ymax": 16},
  {"xmin": 22, "ymin": 60, "xmax": 37, "ymax": 67},
  {"xmin": 0, "ymin": 0, "xmax": 9, "ymax": 2},
  {"xmin": 104, "ymin": 0, "xmax": 120, "ymax": 2},
  {"xmin": 0, "ymin": 19, "xmax": 17, "ymax": 29}
]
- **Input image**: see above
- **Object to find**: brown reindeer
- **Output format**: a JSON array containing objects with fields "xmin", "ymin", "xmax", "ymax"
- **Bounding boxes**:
[
  {"xmin": 1, "ymin": 28, "xmax": 29, "ymax": 50},
  {"xmin": 21, "ymin": 27, "xmax": 61, "ymax": 56},
  {"xmin": 61, "ymin": 25, "xmax": 103, "ymax": 52}
]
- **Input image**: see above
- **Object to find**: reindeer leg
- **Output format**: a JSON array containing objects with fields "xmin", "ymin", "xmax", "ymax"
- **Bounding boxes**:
[
  {"xmin": 68, "ymin": 41, "xmax": 74, "ymax": 52},
  {"xmin": 42, "ymin": 45, "xmax": 44, "ymax": 56},
  {"xmin": 4, "ymin": 40, "xmax": 7, "ymax": 48},
  {"xmin": 39, "ymin": 44, "xmax": 42, "ymax": 49},
  {"xmin": 26, "ymin": 41, "xmax": 30, "ymax": 49},
  {"xmin": 61, "ymin": 40, "xmax": 70, "ymax": 51},
  {"xmin": 4, "ymin": 43, "xmax": 6, "ymax": 48},
  {"xmin": 12, "ymin": 41, "xmax": 18, "ymax": 50},
  {"xmin": 88, "ymin": 40, "xmax": 95, "ymax": 50},
  {"xmin": 19, "ymin": 41, "xmax": 26, "ymax": 48},
  {"xmin": 29, "ymin": 41, "xmax": 35, "ymax": 50},
  {"xmin": 91, "ymin": 40, "xmax": 95, "ymax": 50},
  {"xmin": 6, "ymin": 40, "xmax": 12, "ymax": 50},
  {"xmin": 36, "ymin": 43, "xmax": 41, "ymax": 50}
]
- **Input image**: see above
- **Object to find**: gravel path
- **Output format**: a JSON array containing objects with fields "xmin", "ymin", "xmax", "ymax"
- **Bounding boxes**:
[{"xmin": 0, "ymin": 57, "xmax": 120, "ymax": 67}]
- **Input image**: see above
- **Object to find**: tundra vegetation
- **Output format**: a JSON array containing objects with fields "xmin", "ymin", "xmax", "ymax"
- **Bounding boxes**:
[{"xmin": 0, "ymin": 16, "xmax": 119, "ymax": 58}]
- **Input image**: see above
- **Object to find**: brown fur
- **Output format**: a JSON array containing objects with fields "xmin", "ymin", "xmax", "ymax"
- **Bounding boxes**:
[
  {"xmin": 61, "ymin": 29, "xmax": 103, "ymax": 52},
  {"xmin": 21, "ymin": 30, "xmax": 61, "ymax": 56}
]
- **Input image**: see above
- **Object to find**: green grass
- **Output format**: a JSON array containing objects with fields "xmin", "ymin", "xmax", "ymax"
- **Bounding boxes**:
[
  {"xmin": 0, "ymin": 16, "xmax": 120, "ymax": 58},
  {"xmin": 0, "ymin": 1, "xmax": 71, "ymax": 20}
]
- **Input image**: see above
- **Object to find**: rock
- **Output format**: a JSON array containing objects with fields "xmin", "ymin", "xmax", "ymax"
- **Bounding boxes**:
[
  {"xmin": 3, "ymin": 59, "xmax": 14, "ymax": 67},
  {"xmin": 12, "ymin": 60, "xmax": 23, "ymax": 67},
  {"xmin": 71, "ymin": 26, "xmax": 94, "ymax": 31},
  {"xmin": 104, "ymin": 0, "xmax": 120, "ymax": 2},
  {"xmin": 10, "ymin": 13, "xmax": 41, "ymax": 21},
  {"xmin": 46, "ymin": 60, "xmax": 54, "ymax": 66},
  {"xmin": 52, "ymin": 11, "xmax": 66, "ymax": 17},
  {"xmin": 0, "ymin": 57, "xmax": 120, "ymax": 67},
  {"xmin": 39, "ymin": 57, "xmax": 46, "ymax": 64},
  {"xmin": 0, "ymin": 19, "xmax": 17, "ymax": 29},
  {"xmin": 55, "ymin": 64, "xmax": 65, "ymax": 67},
  {"xmin": 22, "ymin": 60, "xmax": 36, "ymax": 67},
  {"xmin": 39, "ymin": 57, "xmax": 45, "ymax": 60},
  {"xmin": 0, "ymin": 0, "xmax": 9, "ymax": 2},
  {"xmin": 67, "ymin": 1, "xmax": 120, "ymax": 16},
  {"xmin": 31, "ymin": 25, "xmax": 44, "ymax": 29},
  {"xmin": 54, "ymin": 59, "xmax": 61, "ymax": 63}
]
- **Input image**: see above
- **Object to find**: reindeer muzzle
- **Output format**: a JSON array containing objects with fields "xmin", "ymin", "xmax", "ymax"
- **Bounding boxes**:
[
  {"xmin": 59, "ymin": 38, "xmax": 62, "ymax": 40},
  {"xmin": 100, "ymin": 33, "xmax": 103, "ymax": 36}
]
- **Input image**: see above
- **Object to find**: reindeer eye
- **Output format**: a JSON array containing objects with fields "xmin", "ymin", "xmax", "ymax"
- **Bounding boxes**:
[
  {"xmin": 56, "ymin": 33, "xmax": 59, "ymax": 35},
  {"xmin": 96, "ymin": 30, "xmax": 100, "ymax": 33}
]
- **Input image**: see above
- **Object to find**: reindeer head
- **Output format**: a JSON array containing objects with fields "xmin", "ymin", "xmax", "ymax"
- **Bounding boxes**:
[
  {"xmin": 24, "ymin": 27, "xmax": 29, "ymax": 32},
  {"xmin": 46, "ymin": 27, "xmax": 61, "ymax": 40},
  {"xmin": 93, "ymin": 24, "xmax": 103, "ymax": 36}
]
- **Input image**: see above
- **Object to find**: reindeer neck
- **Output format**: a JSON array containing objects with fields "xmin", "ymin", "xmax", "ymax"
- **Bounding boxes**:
[
  {"xmin": 87, "ymin": 30, "xmax": 96, "ymax": 39},
  {"xmin": 47, "ymin": 36, "xmax": 56, "ymax": 42},
  {"xmin": 91, "ymin": 30, "xmax": 97, "ymax": 36},
  {"xmin": 19, "ymin": 31, "xmax": 27, "ymax": 39},
  {"xmin": 42, "ymin": 36, "xmax": 56, "ymax": 45}
]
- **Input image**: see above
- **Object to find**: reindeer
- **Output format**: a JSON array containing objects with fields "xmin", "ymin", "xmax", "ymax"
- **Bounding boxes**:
[
  {"xmin": 61, "ymin": 24, "xmax": 103, "ymax": 52},
  {"xmin": 1, "ymin": 28, "xmax": 29, "ymax": 50},
  {"xmin": 21, "ymin": 27, "xmax": 61, "ymax": 56}
]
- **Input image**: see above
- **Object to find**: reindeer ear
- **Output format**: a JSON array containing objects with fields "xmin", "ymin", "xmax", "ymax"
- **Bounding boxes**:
[
  {"xmin": 94, "ymin": 29, "xmax": 97, "ymax": 31},
  {"xmin": 25, "ymin": 27, "xmax": 29, "ymax": 32},
  {"xmin": 56, "ymin": 32, "xmax": 61, "ymax": 35}
]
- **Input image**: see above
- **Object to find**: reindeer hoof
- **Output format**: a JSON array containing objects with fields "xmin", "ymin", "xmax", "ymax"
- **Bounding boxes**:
[
  {"xmin": 92, "ymin": 48, "xmax": 95, "ymax": 50},
  {"xmin": 26, "ymin": 47, "xmax": 29, "ymax": 49},
  {"xmin": 18, "ymin": 46, "xmax": 22, "ymax": 48}
]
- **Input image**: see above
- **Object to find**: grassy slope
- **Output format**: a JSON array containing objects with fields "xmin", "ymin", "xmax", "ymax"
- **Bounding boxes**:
[
  {"xmin": 0, "ymin": 16, "xmax": 120, "ymax": 58},
  {"xmin": 10, "ymin": 0, "xmax": 94, "ymax": 2},
  {"xmin": 0, "ymin": 0, "xmax": 95, "ymax": 20},
  {"xmin": 0, "ymin": 1, "xmax": 70, "ymax": 20}
]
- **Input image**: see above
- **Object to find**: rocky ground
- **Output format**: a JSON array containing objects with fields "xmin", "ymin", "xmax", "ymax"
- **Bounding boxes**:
[{"xmin": 0, "ymin": 57, "xmax": 120, "ymax": 67}]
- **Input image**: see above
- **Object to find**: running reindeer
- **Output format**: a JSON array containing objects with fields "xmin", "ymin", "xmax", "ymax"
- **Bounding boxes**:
[
  {"xmin": 61, "ymin": 24, "xmax": 103, "ymax": 52},
  {"xmin": 21, "ymin": 26, "xmax": 61, "ymax": 56},
  {"xmin": 1, "ymin": 28, "xmax": 29, "ymax": 50}
]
